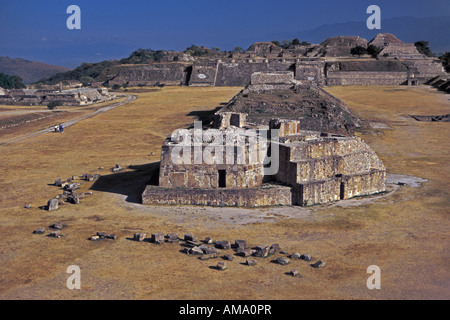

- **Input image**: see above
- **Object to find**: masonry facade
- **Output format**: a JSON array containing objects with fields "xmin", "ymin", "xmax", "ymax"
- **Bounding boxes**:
[{"xmin": 142, "ymin": 72, "xmax": 386, "ymax": 207}]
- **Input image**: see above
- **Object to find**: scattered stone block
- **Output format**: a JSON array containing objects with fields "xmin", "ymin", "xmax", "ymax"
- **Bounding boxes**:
[
  {"xmin": 276, "ymin": 257, "xmax": 290, "ymax": 265},
  {"xmin": 301, "ymin": 254, "xmax": 312, "ymax": 261},
  {"xmin": 134, "ymin": 233, "xmax": 146, "ymax": 241},
  {"xmin": 270, "ymin": 243, "xmax": 281, "ymax": 252},
  {"xmin": 223, "ymin": 254, "xmax": 234, "ymax": 261},
  {"xmin": 215, "ymin": 241, "xmax": 231, "ymax": 249},
  {"xmin": 49, "ymin": 231, "xmax": 63, "ymax": 238},
  {"xmin": 289, "ymin": 270, "xmax": 300, "ymax": 277},
  {"xmin": 97, "ymin": 232, "xmax": 117, "ymax": 240},
  {"xmin": 24, "ymin": 204, "xmax": 31, "ymax": 209},
  {"xmin": 54, "ymin": 178, "xmax": 62, "ymax": 187},
  {"xmin": 50, "ymin": 222, "xmax": 63, "ymax": 229},
  {"xmin": 166, "ymin": 233, "xmax": 179, "ymax": 243},
  {"xmin": 199, "ymin": 253, "xmax": 218, "ymax": 260},
  {"xmin": 112, "ymin": 164, "xmax": 122, "ymax": 172},
  {"xmin": 47, "ymin": 198, "xmax": 59, "ymax": 211},
  {"xmin": 33, "ymin": 228, "xmax": 45, "ymax": 234},
  {"xmin": 246, "ymin": 260, "xmax": 256, "ymax": 266},
  {"xmin": 254, "ymin": 246, "xmax": 270, "ymax": 257},
  {"xmin": 188, "ymin": 246, "xmax": 204, "ymax": 255},
  {"xmin": 204, "ymin": 237, "xmax": 213, "ymax": 244},
  {"xmin": 185, "ymin": 240, "xmax": 202, "ymax": 247},
  {"xmin": 235, "ymin": 239, "xmax": 247, "ymax": 249},
  {"xmin": 89, "ymin": 235, "xmax": 100, "ymax": 241},
  {"xmin": 239, "ymin": 249, "xmax": 255, "ymax": 257},
  {"xmin": 151, "ymin": 233, "xmax": 164, "ymax": 244},
  {"xmin": 291, "ymin": 252, "xmax": 301, "ymax": 260},
  {"xmin": 199, "ymin": 245, "xmax": 218, "ymax": 255},
  {"xmin": 216, "ymin": 262, "xmax": 227, "ymax": 270},
  {"xmin": 311, "ymin": 260, "xmax": 326, "ymax": 268},
  {"xmin": 184, "ymin": 233, "xmax": 195, "ymax": 242}
]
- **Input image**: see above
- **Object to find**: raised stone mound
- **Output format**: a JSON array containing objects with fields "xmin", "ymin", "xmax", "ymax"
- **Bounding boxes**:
[
  {"xmin": 369, "ymin": 33, "xmax": 404, "ymax": 48},
  {"xmin": 319, "ymin": 36, "xmax": 368, "ymax": 57},
  {"xmin": 217, "ymin": 72, "xmax": 360, "ymax": 136}
]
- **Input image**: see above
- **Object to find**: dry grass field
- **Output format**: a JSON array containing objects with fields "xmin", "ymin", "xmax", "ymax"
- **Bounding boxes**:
[{"xmin": 0, "ymin": 85, "xmax": 448, "ymax": 300}]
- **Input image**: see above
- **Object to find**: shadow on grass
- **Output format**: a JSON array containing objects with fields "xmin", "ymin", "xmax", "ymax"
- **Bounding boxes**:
[
  {"xmin": 186, "ymin": 106, "xmax": 222, "ymax": 127},
  {"xmin": 90, "ymin": 161, "xmax": 160, "ymax": 204}
]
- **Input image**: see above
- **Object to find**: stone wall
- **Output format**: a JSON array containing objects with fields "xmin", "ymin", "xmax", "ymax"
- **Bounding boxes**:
[
  {"xmin": 142, "ymin": 183, "xmax": 292, "ymax": 207},
  {"xmin": 108, "ymin": 63, "xmax": 188, "ymax": 86},
  {"xmin": 326, "ymin": 71, "xmax": 409, "ymax": 85}
]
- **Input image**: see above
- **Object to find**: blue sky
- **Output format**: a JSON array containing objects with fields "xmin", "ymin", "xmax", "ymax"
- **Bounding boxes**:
[{"xmin": 1, "ymin": 0, "xmax": 449, "ymax": 67}]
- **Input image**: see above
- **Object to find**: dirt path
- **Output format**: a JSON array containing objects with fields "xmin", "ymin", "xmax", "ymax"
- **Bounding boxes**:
[{"xmin": 0, "ymin": 94, "xmax": 136, "ymax": 146}]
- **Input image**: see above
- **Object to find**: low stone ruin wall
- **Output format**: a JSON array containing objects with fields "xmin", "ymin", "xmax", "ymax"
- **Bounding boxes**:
[
  {"xmin": 326, "ymin": 71, "xmax": 408, "ymax": 86},
  {"xmin": 293, "ymin": 170, "xmax": 386, "ymax": 206},
  {"xmin": 142, "ymin": 184, "xmax": 293, "ymax": 207},
  {"xmin": 108, "ymin": 63, "xmax": 189, "ymax": 86}
]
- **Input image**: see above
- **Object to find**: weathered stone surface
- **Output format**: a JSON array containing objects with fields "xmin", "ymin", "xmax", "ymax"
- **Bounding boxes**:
[
  {"xmin": 235, "ymin": 239, "xmax": 247, "ymax": 249},
  {"xmin": 33, "ymin": 228, "xmax": 45, "ymax": 234},
  {"xmin": 223, "ymin": 254, "xmax": 234, "ymax": 261},
  {"xmin": 151, "ymin": 233, "xmax": 165, "ymax": 244},
  {"xmin": 289, "ymin": 270, "xmax": 300, "ymax": 277},
  {"xmin": 188, "ymin": 246, "xmax": 204, "ymax": 255},
  {"xmin": 54, "ymin": 178, "xmax": 62, "ymax": 187},
  {"xmin": 97, "ymin": 232, "xmax": 117, "ymax": 240},
  {"xmin": 89, "ymin": 235, "xmax": 100, "ymax": 241},
  {"xmin": 216, "ymin": 261, "xmax": 227, "ymax": 270},
  {"xmin": 301, "ymin": 254, "xmax": 312, "ymax": 261},
  {"xmin": 238, "ymin": 249, "xmax": 255, "ymax": 257},
  {"xmin": 215, "ymin": 241, "xmax": 231, "ymax": 250},
  {"xmin": 50, "ymin": 222, "xmax": 63, "ymax": 229},
  {"xmin": 311, "ymin": 260, "xmax": 326, "ymax": 268},
  {"xmin": 291, "ymin": 252, "xmax": 301, "ymax": 260},
  {"xmin": 166, "ymin": 233, "xmax": 179, "ymax": 242},
  {"xmin": 270, "ymin": 244, "xmax": 281, "ymax": 252},
  {"xmin": 49, "ymin": 231, "xmax": 62, "ymax": 238},
  {"xmin": 276, "ymin": 257, "xmax": 290, "ymax": 265},
  {"xmin": 199, "ymin": 253, "xmax": 218, "ymax": 260},
  {"xmin": 204, "ymin": 237, "xmax": 213, "ymax": 244},
  {"xmin": 246, "ymin": 260, "xmax": 256, "ymax": 266},
  {"xmin": 134, "ymin": 233, "xmax": 146, "ymax": 241},
  {"xmin": 254, "ymin": 246, "xmax": 270, "ymax": 258},
  {"xmin": 24, "ymin": 204, "xmax": 31, "ymax": 209},
  {"xmin": 47, "ymin": 198, "xmax": 59, "ymax": 211},
  {"xmin": 184, "ymin": 233, "xmax": 195, "ymax": 242}
]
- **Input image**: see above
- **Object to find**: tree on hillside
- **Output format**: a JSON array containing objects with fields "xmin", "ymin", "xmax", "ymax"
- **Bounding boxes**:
[
  {"xmin": 367, "ymin": 44, "xmax": 381, "ymax": 58},
  {"xmin": 291, "ymin": 38, "xmax": 301, "ymax": 46},
  {"xmin": 415, "ymin": 41, "xmax": 434, "ymax": 57},
  {"xmin": 350, "ymin": 46, "xmax": 368, "ymax": 57},
  {"xmin": 439, "ymin": 52, "xmax": 450, "ymax": 72},
  {"xmin": 232, "ymin": 47, "xmax": 244, "ymax": 53},
  {"xmin": 0, "ymin": 72, "xmax": 26, "ymax": 89},
  {"xmin": 184, "ymin": 45, "xmax": 210, "ymax": 57}
]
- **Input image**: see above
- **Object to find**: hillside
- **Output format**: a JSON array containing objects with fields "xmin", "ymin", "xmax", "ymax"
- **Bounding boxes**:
[{"xmin": 0, "ymin": 57, "xmax": 71, "ymax": 84}]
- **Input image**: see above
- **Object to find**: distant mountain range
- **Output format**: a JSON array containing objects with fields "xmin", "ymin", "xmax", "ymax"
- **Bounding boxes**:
[
  {"xmin": 0, "ymin": 57, "xmax": 71, "ymax": 84},
  {"xmin": 266, "ymin": 16, "xmax": 450, "ymax": 54}
]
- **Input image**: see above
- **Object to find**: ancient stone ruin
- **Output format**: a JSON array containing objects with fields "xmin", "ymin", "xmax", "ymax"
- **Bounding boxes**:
[
  {"xmin": 0, "ymin": 88, "xmax": 114, "ymax": 106},
  {"xmin": 92, "ymin": 33, "xmax": 446, "ymax": 89},
  {"xmin": 142, "ymin": 72, "xmax": 386, "ymax": 207}
]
